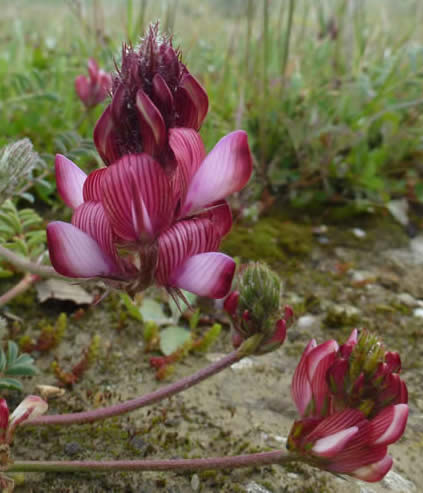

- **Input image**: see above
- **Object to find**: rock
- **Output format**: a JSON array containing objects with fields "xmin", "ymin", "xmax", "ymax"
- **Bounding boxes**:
[
  {"xmin": 410, "ymin": 235, "xmax": 423, "ymax": 259},
  {"xmin": 323, "ymin": 304, "xmax": 361, "ymax": 329},
  {"xmin": 387, "ymin": 199, "xmax": 409, "ymax": 226},
  {"xmin": 396, "ymin": 293, "xmax": 418, "ymax": 307},
  {"xmin": 191, "ymin": 474, "xmax": 200, "ymax": 491},
  {"xmin": 64, "ymin": 442, "xmax": 82, "ymax": 456},
  {"xmin": 352, "ymin": 228, "xmax": 366, "ymax": 238},
  {"xmin": 413, "ymin": 308, "xmax": 423, "ymax": 318},
  {"xmin": 350, "ymin": 270, "xmax": 375, "ymax": 283},
  {"xmin": 36, "ymin": 279, "xmax": 94, "ymax": 304},
  {"xmin": 381, "ymin": 470, "xmax": 416, "ymax": 492},
  {"xmin": 246, "ymin": 482, "xmax": 272, "ymax": 493},
  {"xmin": 297, "ymin": 314, "xmax": 318, "ymax": 330}
]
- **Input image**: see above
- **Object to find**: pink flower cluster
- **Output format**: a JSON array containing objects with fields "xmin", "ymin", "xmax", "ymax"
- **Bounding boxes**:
[
  {"xmin": 288, "ymin": 330, "xmax": 408, "ymax": 482},
  {"xmin": 48, "ymin": 27, "xmax": 252, "ymax": 300},
  {"xmin": 75, "ymin": 58, "xmax": 112, "ymax": 108}
]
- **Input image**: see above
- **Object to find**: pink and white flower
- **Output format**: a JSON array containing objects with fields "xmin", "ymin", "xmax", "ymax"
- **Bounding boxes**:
[
  {"xmin": 75, "ymin": 58, "xmax": 112, "ymax": 108},
  {"xmin": 287, "ymin": 330, "xmax": 408, "ymax": 482},
  {"xmin": 0, "ymin": 395, "xmax": 48, "ymax": 444},
  {"xmin": 47, "ymin": 129, "xmax": 252, "ymax": 299}
]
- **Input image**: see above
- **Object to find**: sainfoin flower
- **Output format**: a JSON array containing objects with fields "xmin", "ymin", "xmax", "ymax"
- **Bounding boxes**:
[
  {"xmin": 287, "ymin": 330, "xmax": 408, "ymax": 482},
  {"xmin": 0, "ymin": 395, "xmax": 48, "ymax": 444},
  {"xmin": 93, "ymin": 24, "xmax": 208, "ymax": 167},
  {"xmin": 47, "ymin": 129, "xmax": 252, "ymax": 299},
  {"xmin": 75, "ymin": 58, "xmax": 112, "ymax": 108}
]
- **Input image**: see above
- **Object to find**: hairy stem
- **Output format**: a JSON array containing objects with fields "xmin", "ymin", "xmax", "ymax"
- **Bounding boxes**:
[
  {"xmin": 0, "ymin": 245, "xmax": 60, "ymax": 278},
  {"xmin": 23, "ymin": 350, "xmax": 243, "ymax": 427},
  {"xmin": 0, "ymin": 273, "xmax": 39, "ymax": 307},
  {"xmin": 9, "ymin": 449, "xmax": 294, "ymax": 473}
]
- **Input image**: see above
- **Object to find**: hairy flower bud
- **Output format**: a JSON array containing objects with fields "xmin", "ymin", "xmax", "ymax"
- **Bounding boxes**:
[
  {"xmin": 224, "ymin": 262, "xmax": 291, "ymax": 354},
  {"xmin": 94, "ymin": 23, "xmax": 208, "ymax": 167}
]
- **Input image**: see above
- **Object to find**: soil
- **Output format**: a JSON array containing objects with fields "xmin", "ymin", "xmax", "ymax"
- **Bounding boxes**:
[{"xmin": 3, "ymin": 209, "xmax": 422, "ymax": 493}]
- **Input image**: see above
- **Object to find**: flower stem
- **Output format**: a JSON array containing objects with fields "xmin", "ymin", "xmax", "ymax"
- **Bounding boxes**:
[
  {"xmin": 0, "ymin": 245, "xmax": 60, "ymax": 278},
  {"xmin": 9, "ymin": 449, "xmax": 294, "ymax": 473},
  {"xmin": 0, "ymin": 273, "xmax": 39, "ymax": 307},
  {"xmin": 23, "ymin": 350, "xmax": 243, "ymax": 427}
]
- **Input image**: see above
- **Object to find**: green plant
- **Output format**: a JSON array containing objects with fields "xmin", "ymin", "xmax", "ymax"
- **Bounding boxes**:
[{"xmin": 0, "ymin": 341, "xmax": 37, "ymax": 392}]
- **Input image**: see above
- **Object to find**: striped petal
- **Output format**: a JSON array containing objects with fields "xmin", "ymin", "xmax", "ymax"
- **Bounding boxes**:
[
  {"xmin": 312, "ymin": 426, "xmax": 358, "ymax": 458},
  {"xmin": 291, "ymin": 339, "xmax": 317, "ymax": 417},
  {"xmin": 196, "ymin": 200, "xmax": 232, "ymax": 237},
  {"xmin": 101, "ymin": 154, "xmax": 173, "ymax": 243},
  {"xmin": 72, "ymin": 201, "xmax": 116, "ymax": 260},
  {"xmin": 83, "ymin": 168, "xmax": 107, "ymax": 202},
  {"xmin": 156, "ymin": 217, "xmax": 220, "ymax": 285},
  {"xmin": 169, "ymin": 252, "xmax": 235, "ymax": 298},
  {"xmin": 94, "ymin": 105, "xmax": 121, "ymax": 165},
  {"xmin": 152, "ymin": 73, "xmax": 174, "ymax": 116},
  {"xmin": 309, "ymin": 346, "xmax": 338, "ymax": 416},
  {"xmin": 181, "ymin": 130, "xmax": 253, "ymax": 216},
  {"xmin": 370, "ymin": 404, "xmax": 408, "ymax": 446},
  {"xmin": 350, "ymin": 455, "xmax": 393, "ymax": 482},
  {"xmin": 47, "ymin": 221, "xmax": 117, "ymax": 278},
  {"xmin": 169, "ymin": 128, "xmax": 206, "ymax": 202},
  {"xmin": 55, "ymin": 154, "xmax": 86, "ymax": 210}
]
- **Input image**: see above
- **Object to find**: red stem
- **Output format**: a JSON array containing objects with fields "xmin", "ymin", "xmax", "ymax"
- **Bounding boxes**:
[
  {"xmin": 9, "ymin": 449, "xmax": 294, "ymax": 473},
  {"xmin": 23, "ymin": 350, "xmax": 242, "ymax": 427}
]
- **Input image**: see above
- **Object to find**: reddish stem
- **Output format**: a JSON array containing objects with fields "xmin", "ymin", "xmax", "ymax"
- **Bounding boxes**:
[
  {"xmin": 23, "ymin": 350, "xmax": 242, "ymax": 427},
  {"xmin": 9, "ymin": 449, "xmax": 294, "ymax": 473},
  {"xmin": 0, "ymin": 273, "xmax": 39, "ymax": 307}
]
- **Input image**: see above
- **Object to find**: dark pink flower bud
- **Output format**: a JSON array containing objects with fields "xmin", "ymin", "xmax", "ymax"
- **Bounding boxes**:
[
  {"xmin": 385, "ymin": 351, "xmax": 401, "ymax": 373},
  {"xmin": 94, "ymin": 23, "xmax": 208, "ymax": 167},
  {"xmin": 224, "ymin": 291, "xmax": 240, "ymax": 316},
  {"xmin": 288, "ymin": 331, "xmax": 408, "ymax": 482},
  {"xmin": 75, "ymin": 58, "xmax": 112, "ymax": 108},
  {"xmin": 284, "ymin": 305, "xmax": 294, "ymax": 323}
]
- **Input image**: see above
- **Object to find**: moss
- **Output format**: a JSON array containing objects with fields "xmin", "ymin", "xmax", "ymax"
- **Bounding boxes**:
[
  {"xmin": 222, "ymin": 217, "xmax": 313, "ymax": 267},
  {"xmin": 322, "ymin": 305, "xmax": 361, "ymax": 329}
]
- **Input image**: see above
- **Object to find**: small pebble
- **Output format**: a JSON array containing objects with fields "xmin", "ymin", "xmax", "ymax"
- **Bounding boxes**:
[
  {"xmin": 352, "ymin": 228, "xmax": 366, "ymax": 238},
  {"xmin": 413, "ymin": 308, "xmax": 423, "ymax": 318},
  {"xmin": 191, "ymin": 474, "xmax": 200, "ymax": 491}
]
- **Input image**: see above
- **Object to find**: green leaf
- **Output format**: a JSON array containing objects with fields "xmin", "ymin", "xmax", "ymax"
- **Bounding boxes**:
[
  {"xmin": 5, "ymin": 364, "xmax": 37, "ymax": 376},
  {"xmin": 159, "ymin": 326, "xmax": 192, "ymax": 356},
  {"xmin": 7, "ymin": 340, "xmax": 19, "ymax": 365},
  {"xmin": 0, "ymin": 348, "xmax": 6, "ymax": 373},
  {"xmin": 140, "ymin": 299, "xmax": 172, "ymax": 325},
  {"xmin": 14, "ymin": 353, "xmax": 34, "ymax": 366},
  {"xmin": 0, "ymin": 377, "xmax": 23, "ymax": 392}
]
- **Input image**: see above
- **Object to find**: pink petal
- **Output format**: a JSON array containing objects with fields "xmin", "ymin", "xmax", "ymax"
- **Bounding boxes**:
[
  {"xmin": 94, "ymin": 105, "xmax": 121, "ymax": 165},
  {"xmin": 312, "ymin": 426, "xmax": 358, "ymax": 458},
  {"xmin": 351, "ymin": 455, "xmax": 393, "ymax": 482},
  {"xmin": 83, "ymin": 168, "xmax": 107, "ymax": 202},
  {"xmin": 307, "ymin": 409, "xmax": 365, "ymax": 442},
  {"xmin": 370, "ymin": 404, "xmax": 408, "ymax": 446},
  {"xmin": 309, "ymin": 346, "xmax": 338, "ymax": 416},
  {"xmin": 196, "ymin": 200, "xmax": 232, "ymax": 237},
  {"xmin": 156, "ymin": 217, "xmax": 220, "ymax": 285},
  {"xmin": 136, "ymin": 89, "xmax": 167, "ymax": 154},
  {"xmin": 181, "ymin": 130, "xmax": 253, "ymax": 216},
  {"xmin": 101, "ymin": 154, "xmax": 174, "ymax": 243},
  {"xmin": 169, "ymin": 252, "xmax": 235, "ymax": 298},
  {"xmin": 169, "ymin": 128, "xmax": 206, "ymax": 201},
  {"xmin": 55, "ymin": 154, "xmax": 87, "ymax": 210},
  {"xmin": 291, "ymin": 339, "xmax": 317, "ymax": 416},
  {"xmin": 75, "ymin": 75, "xmax": 91, "ymax": 106},
  {"xmin": 307, "ymin": 340, "xmax": 339, "ymax": 382},
  {"xmin": 72, "ymin": 201, "xmax": 116, "ymax": 260},
  {"xmin": 87, "ymin": 58, "xmax": 99, "ymax": 80},
  {"xmin": 0, "ymin": 399, "xmax": 9, "ymax": 431},
  {"xmin": 176, "ymin": 74, "xmax": 209, "ymax": 129},
  {"xmin": 152, "ymin": 73, "xmax": 174, "ymax": 115},
  {"xmin": 47, "ymin": 221, "xmax": 117, "ymax": 278}
]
